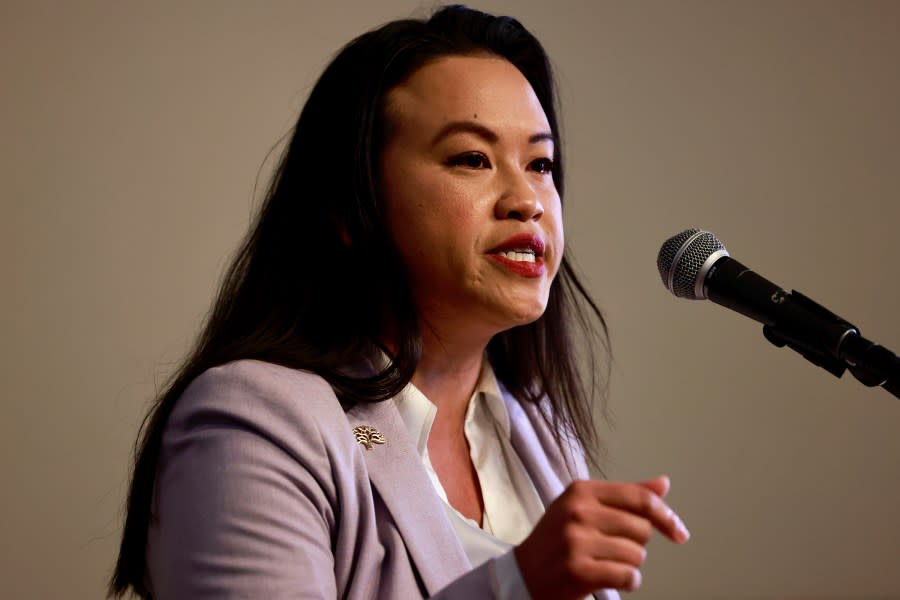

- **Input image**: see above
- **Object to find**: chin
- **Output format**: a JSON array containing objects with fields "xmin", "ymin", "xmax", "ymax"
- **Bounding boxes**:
[{"xmin": 499, "ymin": 297, "xmax": 548, "ymax": 328}]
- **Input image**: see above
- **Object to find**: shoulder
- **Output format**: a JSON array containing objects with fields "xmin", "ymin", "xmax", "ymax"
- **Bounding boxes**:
[
  {"xmin": 177, "ymin": 359, "xmax": 343, "ymax": 417},
  {"xmin": 167, "ymin": 359, "xmax": 355, "ymax": 464},
  {"xmin": 182, "ymin": 359, "xmax": 339, "ymax": 410},
  {"xmin": 148, "ymin": 360, "xmax": 361, "ymax": 596}
]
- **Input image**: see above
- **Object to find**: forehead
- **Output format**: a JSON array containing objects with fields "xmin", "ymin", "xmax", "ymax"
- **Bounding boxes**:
[{"xmin": 385, "ymin": 55, "xmax": 551, "ymax": 137}]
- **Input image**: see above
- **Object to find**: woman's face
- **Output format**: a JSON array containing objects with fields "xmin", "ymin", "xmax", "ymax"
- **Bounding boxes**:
[{"xmin": 380, "ymin": 55, "xmax": 563, "ymax": 343}]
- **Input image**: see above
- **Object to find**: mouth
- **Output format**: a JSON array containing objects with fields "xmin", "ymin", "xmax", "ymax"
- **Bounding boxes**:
[
  {"xmin": 495, "ymin": 249, "xmax": 537, "ymax": 263},
  {"xmin": 488, "ymin": 233, "xmax": 545, "ymax": 260},
  {"xmin": 487, "ymin": 233, "xmax": 547, "ymax": 277}
]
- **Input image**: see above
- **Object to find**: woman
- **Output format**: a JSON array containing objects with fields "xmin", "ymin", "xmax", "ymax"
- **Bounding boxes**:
[{"xmin": 110, "ymin": 5, "xmax": 689, "ymax": 599}]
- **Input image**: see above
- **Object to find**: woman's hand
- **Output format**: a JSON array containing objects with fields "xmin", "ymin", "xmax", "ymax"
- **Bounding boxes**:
[{"xmin": 514, "ymin": 476, "xmax": 689, "ymax": 599}]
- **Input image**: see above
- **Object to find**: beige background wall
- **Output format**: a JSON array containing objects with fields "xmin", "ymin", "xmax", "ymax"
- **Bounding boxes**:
[{"xmin": 3, "ymin": 1, "xmax": 898, "ymax": 598}]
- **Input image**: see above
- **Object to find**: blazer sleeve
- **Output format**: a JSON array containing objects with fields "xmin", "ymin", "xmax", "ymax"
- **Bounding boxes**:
[{"xmin": 146, "ymin": 361, "xmax": 345, "ymax": 598}]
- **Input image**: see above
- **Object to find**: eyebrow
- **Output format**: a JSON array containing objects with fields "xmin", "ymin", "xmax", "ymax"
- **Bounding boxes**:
[{"xmin": 429, "ymin": 120, "xmax": 554, "ymax": 148}]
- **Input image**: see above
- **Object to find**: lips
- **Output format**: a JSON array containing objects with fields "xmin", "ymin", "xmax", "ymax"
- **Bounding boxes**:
[
  {"xmin": 489, "ymin": 233, "xmax": 545, "ymax": 256},
  {"xmin": 487, "ymin": 233, "xmax": 546, "ymax": 277}
]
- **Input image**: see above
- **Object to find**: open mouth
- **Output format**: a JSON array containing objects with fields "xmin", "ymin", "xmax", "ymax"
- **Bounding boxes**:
[
  {"xmin": 496, "ymin": 249, "xmax": 537, "ymax": 263},
  {"xmin": 488, "ymin": 233, "xmax": 546, "ymax": 277},
  {"xmin": 489, "ymin": 233, "xmax": 545, "ymax": 258}
]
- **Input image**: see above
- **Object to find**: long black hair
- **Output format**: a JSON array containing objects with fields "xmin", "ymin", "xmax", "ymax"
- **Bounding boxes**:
[{"xmin": 109, "ymin": 5, "xmax": 609, "ymax": 598}]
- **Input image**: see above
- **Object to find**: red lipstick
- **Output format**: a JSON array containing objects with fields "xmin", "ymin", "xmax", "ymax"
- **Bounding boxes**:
[{"xmin": 487, "ymin": 233, "xmax": 546, "ymax": 278}]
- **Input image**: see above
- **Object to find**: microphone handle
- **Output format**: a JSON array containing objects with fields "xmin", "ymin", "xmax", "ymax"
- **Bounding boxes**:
[
  {"xmin": 705, "ymin": 257, "xmax": 856, "ymax": 359},
  {"xmin": 706, "ymin": 256, "xmax": 900, "ymax": 400}
]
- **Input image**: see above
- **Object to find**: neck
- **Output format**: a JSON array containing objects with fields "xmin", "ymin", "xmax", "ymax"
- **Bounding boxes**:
[
  {"xmin": 411, "ymin": 322, "xmax": 489, "ymax": 428},
  {"xmin": 413, "ymin": 323, "xmax": 490, "ymax": 527}
]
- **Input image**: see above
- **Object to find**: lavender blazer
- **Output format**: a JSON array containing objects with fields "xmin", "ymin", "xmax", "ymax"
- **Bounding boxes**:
[{"xmin": 146, "ymin": 360, "xmax": 617, "ymax": 599}]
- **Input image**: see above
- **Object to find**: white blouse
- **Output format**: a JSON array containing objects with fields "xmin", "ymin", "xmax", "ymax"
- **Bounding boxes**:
[{"xmin": 393, "ymin": 360, "xmax": 545, "ymax": 598}]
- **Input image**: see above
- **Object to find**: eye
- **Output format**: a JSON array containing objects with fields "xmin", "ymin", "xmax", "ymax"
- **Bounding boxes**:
[
  {"xmin": 448, "ymin": 152, "xmax": 491, "ymax": 169},
  {"xmin": 529, "ymin": 157, "xmax": 555, "ymax": 174}
]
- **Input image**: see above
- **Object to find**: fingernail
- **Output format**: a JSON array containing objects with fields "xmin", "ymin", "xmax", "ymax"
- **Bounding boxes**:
[
  {"xmin": 630, "ymin": 568, "xmax": 642, "ymax": 591},
  {"xmin": 674, "ymin": 515, "xmax": 691, "ymax": 541}
]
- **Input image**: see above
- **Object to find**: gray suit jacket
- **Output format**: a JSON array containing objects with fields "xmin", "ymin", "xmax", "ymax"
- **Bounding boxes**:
[{"xmin": 147, "ymin": 360, "xmax": 617, "ymax": 599}]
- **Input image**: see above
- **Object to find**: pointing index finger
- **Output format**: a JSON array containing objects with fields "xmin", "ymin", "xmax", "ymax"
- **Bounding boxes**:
[{"xmin": 596, "ymin": 482, "xmax": 691, "ymax": 544}]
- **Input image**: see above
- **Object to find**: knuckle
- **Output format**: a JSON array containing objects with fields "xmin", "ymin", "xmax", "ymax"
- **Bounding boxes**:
[
  {"xmin": 636, "ymin": 518, "xmax": 653, "ymax": 543},
  {"xmin": 568, "ymin": 479, "xmax": 591, "ymax": 497},
  {"xmin": 563, "ymin": 553, "xmax": 589, "ymax": 581},
  {"xmin": 561, "ymin": 522, "xmax": 583, "ymax": 548},
  {"xmin": 614, "ymin": 538, "xmax": 647, "ymax": 568},
  {"xmin": 610, "ymin": 510, "xmax": 652, "ymax": 544},
  {"xmin": 566, "ymin": 499, "xmax": 591, "ymax": 524},
  {"xmin": 636, "ymin": 487, "xmax": 657, "ymax": 514}
]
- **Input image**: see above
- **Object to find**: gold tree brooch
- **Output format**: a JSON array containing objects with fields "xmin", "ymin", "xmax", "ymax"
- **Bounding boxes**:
[{"xmin": 352, "ymin": 425, "xmax": 386, "ymax": 450}]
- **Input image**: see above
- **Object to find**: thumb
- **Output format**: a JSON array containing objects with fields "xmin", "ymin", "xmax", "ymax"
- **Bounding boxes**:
[{"xmin": 637, "ymin": 475, "xmax": 671, "ymax": 498}]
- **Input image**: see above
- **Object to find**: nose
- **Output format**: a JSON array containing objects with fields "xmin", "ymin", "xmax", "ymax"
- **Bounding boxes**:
[{"xmin": 494, "ymin": 169, "xmax": 544, "ymax": 222}]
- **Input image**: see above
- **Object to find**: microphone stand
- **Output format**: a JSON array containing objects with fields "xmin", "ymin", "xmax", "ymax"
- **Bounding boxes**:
[{"xmin": 761, "ymin": 291, "xmax": 900, "ymax": 400}]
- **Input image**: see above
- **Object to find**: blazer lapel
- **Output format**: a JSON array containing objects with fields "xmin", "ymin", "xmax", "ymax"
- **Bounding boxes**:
[
  {"xmin": 504, "ymin": 391, "xmax": 574, "ymax": 507},
  {"xmin": 345, "ymin": 399, "xmax": 471, "ymax": 594}
]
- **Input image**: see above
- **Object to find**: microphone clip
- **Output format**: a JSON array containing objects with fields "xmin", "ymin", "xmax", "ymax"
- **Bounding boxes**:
[
  {"xmin": 760, "ymin": 289, "xmax": 856, "ymax": 378},
  {"xmin": 761, "ymin": 291, "xmax": 900, "ymax": 399}
]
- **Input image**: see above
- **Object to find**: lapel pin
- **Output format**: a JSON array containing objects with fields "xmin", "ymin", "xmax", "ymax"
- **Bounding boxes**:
[{"xmin": 353, "ymin": 425, "xmax": 386, "ymax": 450}]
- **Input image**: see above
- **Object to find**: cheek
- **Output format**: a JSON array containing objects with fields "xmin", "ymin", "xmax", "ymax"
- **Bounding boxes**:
[
  {"xmin": 555, "ymin": 227, "xmax": 565, "ymax": 272},
  {"xmin": 545, "ymin": 199, "xmax": 565, "ymax": 276},
  {"xmin": 384, "ymin": 187, "xmax": 468, "ymax": 278},
  {"xmin": 390, "ymin": 179, "xmax": 480, "ymax": 248}
]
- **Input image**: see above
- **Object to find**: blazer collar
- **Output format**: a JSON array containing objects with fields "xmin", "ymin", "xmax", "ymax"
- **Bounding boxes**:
[{"xmin": 345, "ymin": 399, "xmax": 471, "ymax": 595}]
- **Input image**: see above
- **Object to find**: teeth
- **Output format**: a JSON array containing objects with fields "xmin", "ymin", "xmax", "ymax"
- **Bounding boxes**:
[{"xmin": 499, "ymin": 250, "xmax": 536, "ymax": 263}]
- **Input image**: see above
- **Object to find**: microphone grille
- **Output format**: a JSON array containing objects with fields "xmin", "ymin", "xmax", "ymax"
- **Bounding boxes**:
[{"xmin": 657, "ymin": 229, "xmax": 728, "ymax": 299}]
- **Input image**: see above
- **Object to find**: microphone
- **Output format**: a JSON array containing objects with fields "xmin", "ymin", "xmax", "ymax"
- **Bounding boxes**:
[{"xmin": 657, "ymin": 228, "xmax": 900, "ymax": 398}]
